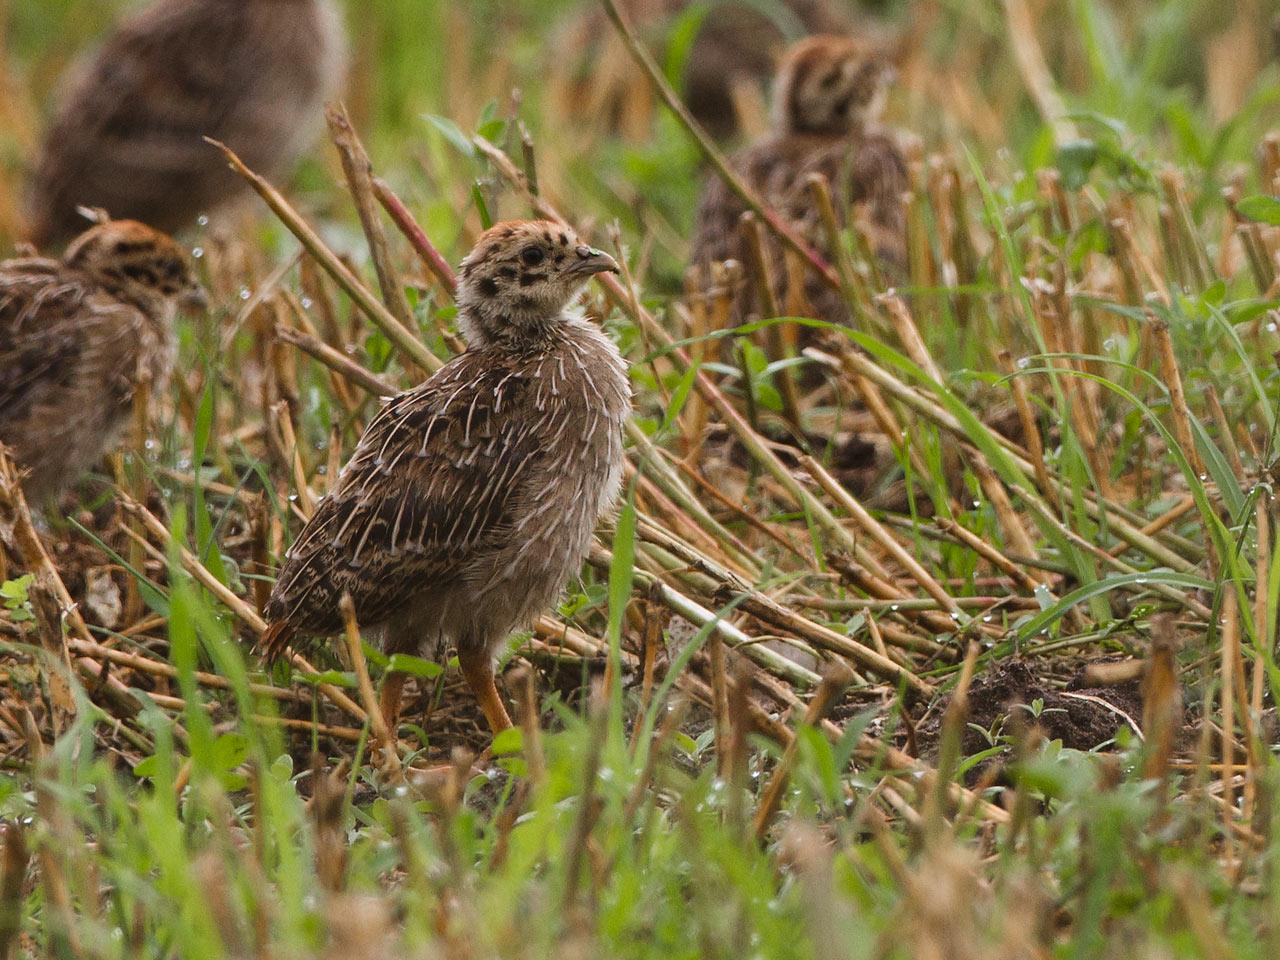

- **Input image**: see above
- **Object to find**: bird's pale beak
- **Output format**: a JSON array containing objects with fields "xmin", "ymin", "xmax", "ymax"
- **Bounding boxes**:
[{"xmin": 567, "ymin": 245, "xmax": 620, "ymax": 278}]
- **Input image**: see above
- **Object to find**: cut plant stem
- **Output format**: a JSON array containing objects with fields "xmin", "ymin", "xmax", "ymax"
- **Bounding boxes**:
[
  {"xmin": 339, "ymin": 594, "xmax": 403, "ymax": 776},
  {"xmin": 799, "ymin": 455, "xmax": 965, "ymax": 621},
  {"xmin": 752, "ymin": 664, "xmax": 855, "ymax": 841},
  {"xmin": 116, "ymin": 491, "xmax": 368, "ymax": 723},
  {"xmin": 740, "ymin": 212, "xmax": 803, "ymax": 433}
]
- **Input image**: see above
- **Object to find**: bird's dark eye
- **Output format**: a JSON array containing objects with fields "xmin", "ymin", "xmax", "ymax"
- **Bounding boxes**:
[{"xmin": 521, "ymin": 246, "xmax": 546, "ymax": 266}]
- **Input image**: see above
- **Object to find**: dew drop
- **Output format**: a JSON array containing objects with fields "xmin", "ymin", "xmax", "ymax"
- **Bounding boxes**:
[
  {"xmin": 197, "ymin": 214, "xmax": 210, "ymax": 227},
  {"xmin": 1268, "ymin": 322, "xmax": 1278, "ymax": 333},
  {"xmin": 288, "ymin": 493, "xmax": 298, "ymax": 503},
  {"xmin": 301, "ymin": 296, "xmax": 314, "ymax": 310},
  {"xmin": 1017, "ymin": 357, "xmax": 1031, "ymax": 369},
  {"xmin": 191, "ymin": 246, "xmax": 204, "ymax": 259},
  {"xmin": 238, "ymin": 286, "xmax": 251, "ymax": 301}
]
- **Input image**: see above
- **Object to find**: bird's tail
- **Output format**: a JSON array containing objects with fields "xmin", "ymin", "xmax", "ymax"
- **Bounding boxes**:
[{"xmin": 259, "ymin": 620, "xmax": 295, "ymax": 664}]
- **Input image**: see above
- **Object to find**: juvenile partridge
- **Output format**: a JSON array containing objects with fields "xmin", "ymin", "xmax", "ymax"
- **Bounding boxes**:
[
  {"xmin": 262, "ymin": 221, "xmax": 632, "ymax": 737},
  {"xmin": 691, "ymin": 34, "xmax": 907, "ymax": 327},
  {"xmin": 0, "ymin": 220, "xmax": 203, "ymax": 503},
  {"xmin": 28, "ymin": 0, "xmax": 348, "ymax": 248}
]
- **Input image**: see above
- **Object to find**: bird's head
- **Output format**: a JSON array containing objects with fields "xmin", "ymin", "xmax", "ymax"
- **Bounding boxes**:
[
  {"xmin": 64, "ymin": 219, "xmax": 206, "ymax": 317},
  {"xmin": 456, "ymin": 220, "xmax": 619, "ymax": 347},
  {"xmin": 774, "ymin": 35, "xmax": 894, "ymax": 136}
]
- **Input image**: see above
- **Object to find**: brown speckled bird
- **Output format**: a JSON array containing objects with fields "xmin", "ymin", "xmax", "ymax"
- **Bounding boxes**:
[
  {"xmin": 0, "ymin": 220, "xmax": 203, "ymax": 503},
  {"xmin": 28, "ymin": 0, "xmax": 348, "ymax": 248},
  {"xmin": 262, "ymin": 221, "xmax": 632, "ymax": 736},
  {"xmin": 691, "ymin": 34, "xmax": 908, "ymax": 326}
]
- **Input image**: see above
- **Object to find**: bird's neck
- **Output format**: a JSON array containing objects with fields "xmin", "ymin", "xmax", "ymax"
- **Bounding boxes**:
[{"xmin": 457, "ymin": 298, "xmax": 571, "ymax": 353}]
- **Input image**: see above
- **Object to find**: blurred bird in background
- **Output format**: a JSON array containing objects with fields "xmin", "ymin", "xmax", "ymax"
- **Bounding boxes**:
[
  {"xmin": 26, "ymin": 0, "xmax": 348, "ymax": 248},
  {"xmin": 691, "ymin": 34, "xmax": 908, "ymax": 329}
]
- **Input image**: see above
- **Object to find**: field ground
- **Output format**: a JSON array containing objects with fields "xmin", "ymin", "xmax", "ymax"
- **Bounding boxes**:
[{"xmin": 2, "ymin": 0, "xmax": 1280, "ymax": 956}]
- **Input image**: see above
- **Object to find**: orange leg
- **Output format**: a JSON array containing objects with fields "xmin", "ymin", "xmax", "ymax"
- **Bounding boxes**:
[
  {"xmin": 458, "ymin": 645, "xmax": 513, "ymax": 735},
  {"xmin": 379, "ymin": 672, "xmax": 408, "ymax": 736}
]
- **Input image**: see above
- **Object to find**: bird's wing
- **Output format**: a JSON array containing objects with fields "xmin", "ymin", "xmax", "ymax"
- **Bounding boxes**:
[
  {"xmin": 691, "ymin": 173, "xmax": 741, "ymax": 270},
  {"xmin": 775, "ymin": 132, "xmax": 907, "ymax": 269},
  {"xmin": 0, "ymin": 266, "xmax": 148, "ymax": 426},
  {"xmin": 802, "ymin": 133, "xmax": 908, "ymax": 230},
  {"xmin": 264, "ymin": 353, "xmax": 546, "ymax": 642},
  {"xmin": 691, "ymin": 136, "xmax": 818, "ymax": 271},
  {"xmin": 0, "ymin": 266, "xmax": 91, "ymax": 422},
  {"xmin": 849, "ymin": 133, "xmax": 909, "ymax": 232}
]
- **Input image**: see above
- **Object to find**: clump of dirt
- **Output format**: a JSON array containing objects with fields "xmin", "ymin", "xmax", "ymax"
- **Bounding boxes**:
[
  {"xmin": 965, "ymin": 659, "xmax": 1142, "ymax": 752},
  {"xmin": 915, "ymin": 659, "xmax": 1148, "ymax": 770}
]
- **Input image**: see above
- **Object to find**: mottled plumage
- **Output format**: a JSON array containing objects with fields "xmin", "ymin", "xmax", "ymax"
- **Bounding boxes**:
[
  {"xmin": 28, "ymin": 0, "xmax": 348, "ymax": 247},
  {"xmin": 691, "ymin": 35, "xmax": 908, "ymax": 326},
  {"xmin": 262, "ymin": 221, "xmax": 632, "ymax": 735},
  {"xmin": 0, "ymin": 220, "xmax": 203, "ymax": 502}
]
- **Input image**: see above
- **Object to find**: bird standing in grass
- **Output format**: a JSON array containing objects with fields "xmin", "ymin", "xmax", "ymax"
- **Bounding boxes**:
[
  {"xmin": 27, "ymin": 0, "xmax": 348, "ymax": 248},
  {"xmin": 262, "ymin": 221, "xmax": 632, "ymax": 737},
  {"xmin": 0, "ymin": 220, "xmax": 203, "ymax": 503},
  {"xmin": 691, "ymin": 34, "xmax": 908, "ymax": 327}
]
